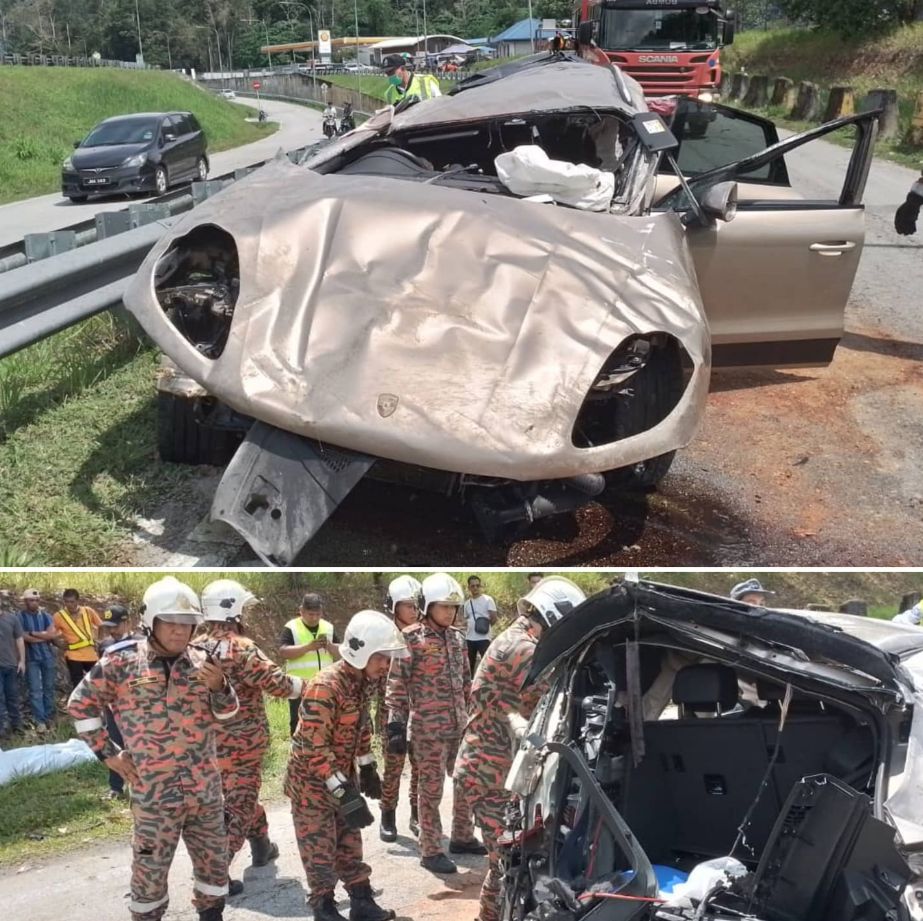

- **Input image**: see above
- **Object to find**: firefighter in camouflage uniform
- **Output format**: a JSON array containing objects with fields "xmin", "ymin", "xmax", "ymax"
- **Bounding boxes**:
[
  {"xmin": 286, "ymin": 609, "xmax": 407, "ymax": 921},
  {"xmin": 386, "ymin": 573, "xmax": 486, "ymax": 876},
  {"xmin": 456, "ymin": 577, "xmax": 586, "ymax": 921},
  {"xmin": 198, "ymin": 579, "xmax": 304, "ymax": 896},
  {"xmin": 376, "ymin": 575, "xmax": 422, "ymax": 842},
  {"xmin": 68, "ymin": 577, "xmax": 239, "ymax": 921}
]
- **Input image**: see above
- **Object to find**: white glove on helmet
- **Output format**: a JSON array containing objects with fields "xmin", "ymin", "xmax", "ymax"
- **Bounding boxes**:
[
  {"xmin": 340, "ymin": 610, "xmax": 410, "ymax": 669},
  {"xmin": 386, "ymin": 575, "xmax": 422, "ymax": 616},
  {"xmin": 202, "ymin": 579, "xmax": 257, "ymax": 622},
  {"xmin": 421, "ymin": 573, "xmax": 464, "ymax": 615},
  {"xmin": 517, "ymin": 576, "xmax": 586, "ymax": 630},
  {"xmin": 141, "ymin": 576, "xmax": 202, "ymax": 631}
]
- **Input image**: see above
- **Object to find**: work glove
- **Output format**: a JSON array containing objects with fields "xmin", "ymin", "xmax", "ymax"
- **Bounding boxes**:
[
  {"xmin": 386, "ymin": 721, "xmax": 407, "ymax": 755},
  {"xmin": 336, "ymin": 784, "xmax": 375, "ymax": 830},
  {"xmin": 895, "ymin": 188, "xmax": 922, "ymax": 235},
  {"xmin": 359, "ymin": 761, "xmax": 383, "ymax": 800}
]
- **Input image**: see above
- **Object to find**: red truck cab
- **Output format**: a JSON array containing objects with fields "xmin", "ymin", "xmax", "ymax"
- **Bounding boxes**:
[{"xmin": 577, "ymin": 0, "xmax": 736, "ymax": 99}]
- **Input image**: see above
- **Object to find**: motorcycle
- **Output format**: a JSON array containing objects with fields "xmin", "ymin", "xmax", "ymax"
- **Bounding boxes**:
[
  {"xmin": 323, "ymin": 120, "xmax": 337, "ymax": 139},
  {"xmin": 258, "ymin": 109, "xmax": 268, "ymax": 123},
  {"xmin": 337, "ymin": 115, "xmax": 355, "ymax": 135}
]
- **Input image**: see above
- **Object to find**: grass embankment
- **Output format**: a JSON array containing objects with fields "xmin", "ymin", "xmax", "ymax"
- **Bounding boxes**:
[
  {"xmin": 724, "ymin": 24, "xmax": 923, "ymax": 168},
  {"xmin": 0, "ymin": 570, "xmax": 917, "ymax": 863},
  {"xmin": 0, "ymin": 68, "xmax": 278, "ymax": 204}
]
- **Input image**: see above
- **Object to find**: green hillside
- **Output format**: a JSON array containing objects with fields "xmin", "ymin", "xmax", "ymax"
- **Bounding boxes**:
[
  {"xmin": 0, "ymin": 67, "xmax": 277, "ymax": 203},
  {"xmin": 724, "ymin": 24, "xmax": 923, "ymax": 163}
]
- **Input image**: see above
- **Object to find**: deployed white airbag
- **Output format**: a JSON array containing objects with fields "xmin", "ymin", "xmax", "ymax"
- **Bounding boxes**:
[{"xmin": 495, "ymin": 145, "xmax": 615, "ymax": 211}]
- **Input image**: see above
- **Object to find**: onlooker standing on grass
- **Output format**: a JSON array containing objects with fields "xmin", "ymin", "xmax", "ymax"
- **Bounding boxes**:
[
  {"xmin": 19, "ymin": 588, "xmax": 58, "ymax": 732},
  {"xmin": 461, "ymin": 576, "xmax": 497, "ymax": 673},
  {"xmin": 54, "ymin": 588, "xmax": 102, "ymax": 688},
  {"xmin": 279, "ymin": 593, "xmax": 340, "ymax": 736},
  {"xmin": 0, "ymin": 602, "xmax": 26, "ymax": 739}
]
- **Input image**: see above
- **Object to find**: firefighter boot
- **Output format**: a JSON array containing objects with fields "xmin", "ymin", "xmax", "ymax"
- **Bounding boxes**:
[
  {"xmin": 409, "ymin": 802, "xmax": 419, "ymax": 837},
  {"xmin": 249, "ymin": 833, "xmax": 280, "ymax": 867},
  {"xmin": 313, "ymin": 894, "xmax": 348, "ymax": 921},
  {"xmin": 348, "ymin": 882, "xmax": 396, "ymax": 921},
  {"xmin": 228, "ymin": 878, "xmax": 244, "ymax": 897},
  {"xmin": 198, "ymin": 908, "xmax": 224, "ymax": 921},
  {"xmin": 379, "ymin": 808, "xmax": 397, "ymax": 843}
]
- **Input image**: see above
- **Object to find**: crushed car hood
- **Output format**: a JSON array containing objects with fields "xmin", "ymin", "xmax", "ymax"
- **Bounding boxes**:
[{"xmin": 124, "ymin": 158, "xmax": 710, "ymax": 480}]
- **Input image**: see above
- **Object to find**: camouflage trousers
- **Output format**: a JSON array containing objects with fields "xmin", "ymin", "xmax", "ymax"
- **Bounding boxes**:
[
  {"xmin": 221, "ymin": 752, "xmax": 269, "ymax": 861},
  {"xmin": 415, "ymin": 733, "xmax": 475, "ymax": 857},
  {"xmin": 381, "ymin": 736, "xmax": 419, "ymax": 811},
  {"xmin": 129, "ymin": 796, "xmax": 229, "ymax": 921},
  {"xmin": 460, "ymin": 777, "xmax": 511, "ymax": 921},
  {"xmin": 291, "ymin": 793, "xmax": 371, "ymax": 905}
]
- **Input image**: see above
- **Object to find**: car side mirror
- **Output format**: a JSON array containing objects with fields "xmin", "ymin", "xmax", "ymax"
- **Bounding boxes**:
[
  {"xmin": 632, "ymin": 112, "xmax": 679, "ymax": 152},
  {"xmin": 723, "ymin": 10, "xmax": 736, "ymax": 44},
  {"xmin": 576, "ymin": 20, "xmax": 595, "ymax": 47},
  {"xmin": 164, "ymin": 132, "xmax": 177, "ymax": 143},
  {"xmin": 73, "ymin": 139, "xmax": 81, "ymax": 148},
  {"xmin": 701, "ymin": 181, "xmax": 738, "ymax": 222}
]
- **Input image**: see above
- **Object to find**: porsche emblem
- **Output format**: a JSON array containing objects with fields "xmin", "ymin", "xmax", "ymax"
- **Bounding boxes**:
[{"xmin": 377, "ymin": 393, "xmax": 399, "ymax": 417}]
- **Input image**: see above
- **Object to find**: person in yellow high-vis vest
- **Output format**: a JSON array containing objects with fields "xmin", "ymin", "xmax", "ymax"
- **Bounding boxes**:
[
  {"xmin": 53, "ymin": 588, "xmax": 102, "ymax": 688},
  {"xmin": 279, "ymin": 593, "xmax": 340, "ymax": 735}
]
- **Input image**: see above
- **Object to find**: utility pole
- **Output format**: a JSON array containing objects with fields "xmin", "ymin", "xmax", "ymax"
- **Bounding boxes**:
[{"xmin": 134, "ymin": 0, "xmax": 144, "ymax": 62}]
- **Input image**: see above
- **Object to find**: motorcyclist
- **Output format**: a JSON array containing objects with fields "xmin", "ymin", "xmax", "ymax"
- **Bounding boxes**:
[
  {"xmin": 322, "ymin": 102, "xmax": 338, "ymax": 139},
  {"xmin": 338, "ymin": 101, "xmax": 355, "ymax": 135}
]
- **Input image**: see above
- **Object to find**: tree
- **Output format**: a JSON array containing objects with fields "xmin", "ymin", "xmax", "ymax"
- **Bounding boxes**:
[{"xmin": 778, "ymin": 0, "xmax": 917, "ymax": 36}]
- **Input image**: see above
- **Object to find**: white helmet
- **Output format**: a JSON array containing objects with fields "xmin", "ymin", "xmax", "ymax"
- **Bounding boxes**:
[
  {"xmin": 386, "ymin": 575, "xmax": 422, "ymax": 616},
  {"xmin": 202, "ymin": 579, "xmax": 257, "ymax": 622},
  {"xmin": 140, "ymin": 577, "xmax": 203, "ymax": 631},
  {"xmin": 421, "ymin": 572, "xmax": 464, "ymax": 615},
  {"xmin": 517, "ymin": 576, "xmax": 586, "ymax": 629},
  {"xmin": 340, "ymin": 610, "xmax": 410, "ymax": 669}
]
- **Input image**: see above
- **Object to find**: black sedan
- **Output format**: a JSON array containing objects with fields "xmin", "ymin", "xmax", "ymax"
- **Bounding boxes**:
[{"xmin": 61, "ymin": 111, "xmax": 209, "ymax": 202}]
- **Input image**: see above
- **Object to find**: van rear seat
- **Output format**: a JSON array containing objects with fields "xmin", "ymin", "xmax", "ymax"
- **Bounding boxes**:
[{"xmin": 621, "ymin": 664, "xmax": 870, "ymax": 865}]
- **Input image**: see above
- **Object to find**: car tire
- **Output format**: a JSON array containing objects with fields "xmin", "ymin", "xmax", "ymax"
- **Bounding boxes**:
[
  {"xmin": 67, "ymin": 194, "xmax": 88, "ymax": 203},
  {"xmin": 605, "ymin": 339, "xmax": 684, "ymax": 490},
  {"xmin": 153, "ymin": 165, "xmax": 168, "ymax": 196},
  {"xmin": 196, "ymin": 156, "xmax": 208, "ymax": 181},
  {"xmin": 157, "ymin": 393, "xmax": 243, "ymax": 466}
]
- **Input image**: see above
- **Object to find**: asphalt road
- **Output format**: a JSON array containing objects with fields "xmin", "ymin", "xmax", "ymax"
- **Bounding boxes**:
[
  {"xmin": 0, "ymin": 98, "xmax": 325, "ymax": 248},
  {"xmin": 0, "ymin": 781, "xmax": 481, "ymax": 921}
]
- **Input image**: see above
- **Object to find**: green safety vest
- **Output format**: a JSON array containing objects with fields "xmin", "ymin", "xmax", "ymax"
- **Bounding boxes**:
[
  {"xmin": 385, "ymin": 73, "xmax": 441, "ymax": 106},
  {"xmin": 285, "ymin": 617, "xmax": 335, "ymax": 680}
]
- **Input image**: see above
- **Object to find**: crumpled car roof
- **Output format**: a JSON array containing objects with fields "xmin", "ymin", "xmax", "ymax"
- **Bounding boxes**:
[{"xmin": 390, "ymin": 59, "xmax": 646, "ymax": 132}]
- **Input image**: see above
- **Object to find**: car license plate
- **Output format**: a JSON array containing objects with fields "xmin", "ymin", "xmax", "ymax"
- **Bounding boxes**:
[{"xmin": 84, "ymin": 177, "xmax": 109, "ymax": 186}]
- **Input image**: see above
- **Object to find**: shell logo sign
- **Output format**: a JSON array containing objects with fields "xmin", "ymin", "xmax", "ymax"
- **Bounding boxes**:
[{"xmin": 318, "ymin": 30, "xmax": 332, "ymax": 55}]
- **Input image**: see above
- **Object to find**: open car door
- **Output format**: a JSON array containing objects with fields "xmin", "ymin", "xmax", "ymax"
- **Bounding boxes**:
[{"xmin": 655, "ymin": 110, "xmax": 878, "ymax": 368}]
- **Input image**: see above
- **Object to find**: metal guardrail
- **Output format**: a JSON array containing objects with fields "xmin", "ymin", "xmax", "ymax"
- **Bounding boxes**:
[
  {"xmin": 0, "ymin": 52, "xmax": 155, "ymax": 69},
  {"xmin": 0, "ymin": 141, "xmax": 328, "ymax": 359}
]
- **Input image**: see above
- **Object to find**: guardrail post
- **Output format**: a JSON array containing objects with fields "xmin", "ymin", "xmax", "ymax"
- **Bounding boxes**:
[
  {"xmin": 24, "ymin": 231, "xmax": 78, "ymax": 263},
  {"xmin": 790, "ymin": 81, "xmax": 820, "ymax": 121},
  {"xmin": 838, "ymin": 599, "xmax": 868, "ymax": 617},
  {"xmin": 860, "ymin": 88, "xmax": 900, "ymax": 140},
  {"xmin": 900, "ymin": 591, "xmax": 922, "ymax": 613},
  {"xmin": 730, "ymin": 72, "xmax": 749, "ymax": 101},
  {"xmin": 129, "ymin": 202, "xmax": 171, "ymax": 227},
  {"xmin": 96, "ymin": 211, "xmax": 132, "ymax": 239},
  {"xmin": 771, "ymin": 77, "xmax": 795, "ymax": 109},
  {"xmin": 743, "ymin": 75, "xmax": 769, "ymax": 108},
  {"xmin": 191, "ymin": 179, "xmax": 229, "ymax": 205},
  {"xmin": 824, "ymin": 86, "xmax": 855, "ymax": 121}
]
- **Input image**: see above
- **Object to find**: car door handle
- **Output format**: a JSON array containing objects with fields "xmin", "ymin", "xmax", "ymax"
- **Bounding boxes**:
[{"xmin": 809, "ymin": 241, "xmax": 857, "ymax": 255}]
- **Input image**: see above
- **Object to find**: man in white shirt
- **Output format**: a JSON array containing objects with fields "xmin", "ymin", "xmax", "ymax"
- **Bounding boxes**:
[{"xmin": 461, "ymin": 576, "xmax": 497, "ymax": 673}]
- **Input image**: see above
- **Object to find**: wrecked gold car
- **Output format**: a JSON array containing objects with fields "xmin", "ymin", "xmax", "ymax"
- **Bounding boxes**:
[
  {"xmin": 123, "ymin": 54, "xmax": 878, "ymax": 564},
  {"xmin": 502, "ymin": 581, "xmax": 922, "ymax": 921}
]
